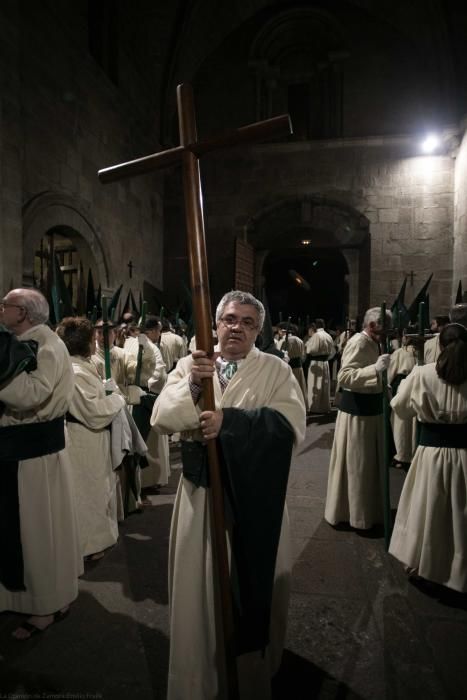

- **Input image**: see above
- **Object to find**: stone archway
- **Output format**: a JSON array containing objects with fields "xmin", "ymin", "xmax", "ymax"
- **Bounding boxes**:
[
  {"xmin": 245, "ymin": 195, "xmax": 370, "ymax": 320},
  {"xmin": 22, "ymin": 191, "xmax": 109, "ymax": 289}
]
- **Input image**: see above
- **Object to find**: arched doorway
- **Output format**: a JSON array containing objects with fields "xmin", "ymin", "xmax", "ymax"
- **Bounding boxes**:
[
  {"xmin": 263, "ymin": 247, "xmax": 349, "ymax": 327},
  {"xmin": 33, "ymin": 226, "xmax": 99, "ymax": 314},
  {"xmin": 245, "ymin": 196, "xmax": 370, "ymax": 323},
  {"xmin": 22, "ymin": 192, "xmax": 108, "ymax": 291},
  {"xmin": 22, "ymin": 192, "xmax": 108, "ymax": 317}
]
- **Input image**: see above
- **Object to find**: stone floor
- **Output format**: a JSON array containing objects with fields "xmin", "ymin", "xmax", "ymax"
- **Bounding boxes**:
[{"xmin": 1, "ymin": 411, "xmax": 467, "ymax": 699}]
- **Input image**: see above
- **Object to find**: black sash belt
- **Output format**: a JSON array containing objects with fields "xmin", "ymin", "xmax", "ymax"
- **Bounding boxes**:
[
  {"xmin": 309, "ymin": 354, "xmax": 329, "ymax": 361},
  {"xmin": 181, "ymin": 440, "xmax": 209, "ymax": 488},
  {"xmin": 289, "ymin": 357, "xmax": 303, "ymax": 369},
  {"xmin": 339, "ymin": 390, "xmax": 383, "ymax": 416},
  {"xmin": 418, "ymin": 422, "xmax": 467, "ymax": 448},
  {"xmin": 0, "ymin": 416, "xmax": 65, "ymax": 591}
]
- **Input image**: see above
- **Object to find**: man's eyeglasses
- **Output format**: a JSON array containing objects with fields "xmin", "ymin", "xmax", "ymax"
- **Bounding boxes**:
[
  {"xmin": 0, "ymin": 301, "xmax": 25, "ymax": 311},
  {"xmin": 219, "ymin": 315, "xmax": 258, "ymax": 330}
]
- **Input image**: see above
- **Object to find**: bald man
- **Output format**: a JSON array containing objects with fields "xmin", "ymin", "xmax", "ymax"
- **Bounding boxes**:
[{"xmin": 0, "ymin": 288, "xmax": 82, "ymax": 639}]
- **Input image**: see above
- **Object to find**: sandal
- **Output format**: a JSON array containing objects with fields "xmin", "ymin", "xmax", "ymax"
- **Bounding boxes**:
[
  {"xmin": 13, "ymin": 608, "xmax": 70, "ymax": 640},
  {"xmin": 84, "ymin": 551, "xmax": 105, "ymax": 561}
]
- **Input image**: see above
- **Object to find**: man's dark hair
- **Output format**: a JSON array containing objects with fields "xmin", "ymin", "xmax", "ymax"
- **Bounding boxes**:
[
  {"xmin": 434, "ymin": 315, "xmax": 450, "ymax": 327},
  {"xmin": 161, "ymin": 318, "xmax": 171, "ymax": 332},
  {"xmin": 144, "ymin": 315, "xmax": 161, "ymax": 331},
  {"xmin": 95, "ymin": 317, "xmax": 115, "ymax": 329},
  {"xmin": 278, "ymin": 322, "xmax": 298, "ymax": 335},
  {"xmin": 450, "ymin": 304, "xmax": 467, "ymax": 328},
  {"xmin": 436, "ymin": 323, "xmax": 467, "ymax": 385},
  {"xmin": 57, "ymin": 317, "xmax": 94, "ymax": 357},
  {"xmin": 315, "ymin": 318, "xmax": 325, "ymax": 328}
]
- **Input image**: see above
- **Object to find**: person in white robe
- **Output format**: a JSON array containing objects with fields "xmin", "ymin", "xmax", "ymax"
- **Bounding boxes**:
[
  {"xmin": 0, "ymin": 288, "xmax": 82, "ymax": 639},
  {"xmin": 124, "ymin": 316, "xmax": 170, "ymax": 493},
  {"xmin": 389, "ymin": 323, "xmax": 467, "ymax": 592},
  {"xmin": 325, "ymin": 307, "xmax": 391, "ymax": 530},
  {"xmin": 424, "ymin": 315, "xmax": 450, "ymax": 364},
  {"xmin": 277, "ymin": 323, "xmax": 308, "ymax": 410},
  {"xmin": 93, "ymin": 319, "xmax": 138, "ymax": 395},
  {"xmin": 159, "ymin": 319, "xmax": 185, "ymax": 372},
  {"xmin": 305, "ymin": 321, "xmax": 334, "ymax": 413},
  {"xmin": 388, "ymin": 336, "xmax": 417, "ymax": 466},
  {"xmin": 94, "ymin": 319, "xmax": 149, "ymax": 512},
  {"xmin": 151, "ymin": 290, "xmax": 306, "ymax": 700},
  {"xmin": 57, "ymin": 317, "xmax": 126, "ymax": 560}
]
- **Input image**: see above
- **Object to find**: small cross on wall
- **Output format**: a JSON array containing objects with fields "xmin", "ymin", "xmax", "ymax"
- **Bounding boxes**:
[
  {"xmin": 127, "ymin": 260, "xmax": 133, "ymax": 279},
  {"xmin": 405, "ymin": 270, "xmax": 416, "ymax": 287}
]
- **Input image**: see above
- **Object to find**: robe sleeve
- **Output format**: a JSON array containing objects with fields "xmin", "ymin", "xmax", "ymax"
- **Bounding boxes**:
[
  {"xmin": 0, "ymin": 342, "xmax": 62, "ymax": 410},
  {"xmin": 338, "ymin": 337, "xmax": 380, "ymax": 390},
  {"xmin": 151, "ymin": 356, "xmax": 201, "ymax": 433},
  {"xmin": 147, "ymin": 344, "xmax": 167, "ymax": 394},
  {"xmin": 390, "ymin": 367, "xmax": 418, "ymax": 419},
  {"xmin": 70, "ymin": 369, "xmax": 126, "ymax": 429}
]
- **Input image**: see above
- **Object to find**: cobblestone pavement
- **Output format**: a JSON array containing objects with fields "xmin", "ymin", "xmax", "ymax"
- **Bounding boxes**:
[{"xmin": 1, "ymin": 413, "xmax": 467, "ymax": 699}]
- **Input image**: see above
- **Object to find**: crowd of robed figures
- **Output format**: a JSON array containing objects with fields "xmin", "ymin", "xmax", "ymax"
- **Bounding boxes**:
[
  {"xmin": 1, "ymin": 286, "xmax": 467, "ymax": 700},
  {"xmin": 0, "ymin": 288, "xmax": 186, "ymax": 641}
]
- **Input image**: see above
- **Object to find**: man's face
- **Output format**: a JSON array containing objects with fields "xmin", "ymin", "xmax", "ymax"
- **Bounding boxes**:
[
  {"xmin": 146, "ymin": 327, "xmax": 160, "ymax": 344},
  {"xmin": 0, "ymin": 292, "xmax": 27, "ymax": 332},
  {"xmin": 216, "ymin": 301, "xmax": 260, "ymax": 359},
  {"xmin": 95, "ymin": 324, "xmax": 115, "ymax": 349},
  {"xmin": 430, "ymin": 318, "xmax": 438, "ymax": 332},
  {"xmin": 367, "ymin": 321, "xmax": 383, "ymax": 343}
]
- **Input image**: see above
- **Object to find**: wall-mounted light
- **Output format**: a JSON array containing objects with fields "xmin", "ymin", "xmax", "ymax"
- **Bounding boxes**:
[
  {"xmin": 421, "ymin": 134, "xmax": 440, "ymax": 154},
  {"xmin": 301, "ymin": 239, "xmax": 311, "ymax": 246}
]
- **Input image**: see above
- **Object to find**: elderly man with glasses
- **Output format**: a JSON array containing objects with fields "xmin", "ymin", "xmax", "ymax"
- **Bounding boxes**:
[
  {"xmin": 0, "ymin": 288, "xmax": 82, "ymax": 639},
  {"xmin": 151, "ymin": 290, "xmax": 306, "ymax": 700}
]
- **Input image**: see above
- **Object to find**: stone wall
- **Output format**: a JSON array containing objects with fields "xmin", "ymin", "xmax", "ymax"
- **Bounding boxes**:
[
  {"xmin": 0, "ymin": 2, "xmax": 22, "ymax": 293},
  {"xmin": 165, "ymin": 135, "xmax": 455, "ymax": 316},
  {"xmin": 0, "ymin": 2, "xmax": 164, "ymax": 304},
  {"xmin": 453, "ymin": 121, "xmax": 467, "ymax": 298}
]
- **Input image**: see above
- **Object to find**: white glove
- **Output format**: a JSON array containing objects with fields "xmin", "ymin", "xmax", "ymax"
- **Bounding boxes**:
[
  {"xmin": 138, "ymin": 333, "xmax": 149, "ymax": 349},
  {"xmin": 283, "ymin": 350, "xmax": 290, "ymax": 364},
  {"xmin": 103, "ymin": 377, "xmax": 119, "ymax": 393},
  {"xmin": 126, "ymin": 385, "xmax": 146, "ymax": 405},
  {"xmin": 375, "ymin": 354, "xmax": 390, "ymax": 374}
]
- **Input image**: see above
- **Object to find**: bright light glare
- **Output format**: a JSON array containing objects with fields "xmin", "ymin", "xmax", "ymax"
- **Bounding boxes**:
[{"xmin": 421, "ymin": 134, "xmax": 440, "ymax": 154}]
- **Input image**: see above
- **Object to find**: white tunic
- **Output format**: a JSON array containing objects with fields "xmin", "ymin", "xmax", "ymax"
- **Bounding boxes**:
[
  {"xmin": 278, "ymin": 334, "xmax": 307, "ymax": 409},
  {"xmin": 305, "ymin": 329, "xmax": 334, "ymax": 413},
  {"xmin": 152, "ymin": 347, "xmax": 306, "ymax": 700},
  {"xmin": 0, "ymin": 324, "xmax": 83, "ymax": 615},
  {"xmin": 123, "ymin": 337, "xmax": 166, "ymax": 390},
  {"xmin": 388, "ymin": 346, "xmax": 417, "ymax": 463},
  {"xmin": 389, "ymin": 364, "xmax": 467, "ymax": 591},
  {"xmin": 159, "ymin": 331, "xmax": 185, "ymax": 372},
  {"xmin": 325, "ymin": 332, "xmax": 384, "ymax": 529},
  {"xmin": 124, "ymin": 338, "xmax": 170, "ymax": 488},
  {"xmin": 424, "ymin": 334, "xmax": 441, "ymax": 364},
  {"xmin": 92, "ymin": 345, "xmax": 137, "ymax": 390},
  {"xmin": 67, "ymin": 357, "xmax": 125, "ymax": 557}
]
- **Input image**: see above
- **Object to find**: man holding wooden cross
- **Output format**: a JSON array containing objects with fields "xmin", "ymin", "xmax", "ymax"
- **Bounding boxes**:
[{"xmin": 151, "ymin": 289, "xmax": 306, "ymax": 699}]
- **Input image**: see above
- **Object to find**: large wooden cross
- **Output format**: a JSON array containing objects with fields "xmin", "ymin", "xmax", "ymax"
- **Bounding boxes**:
[{"xmin": 98, "ymin": 83, "xmax": 292, "ymax": 699}]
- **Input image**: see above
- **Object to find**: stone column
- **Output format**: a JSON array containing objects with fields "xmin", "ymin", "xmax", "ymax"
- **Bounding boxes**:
[{"xmin": 341, "ymin": 248, "xmax": 359, "ymax": 320}]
